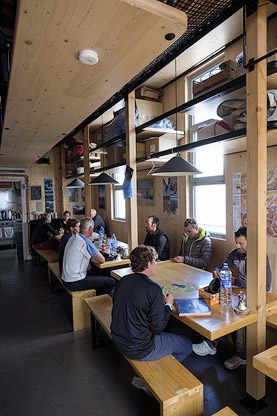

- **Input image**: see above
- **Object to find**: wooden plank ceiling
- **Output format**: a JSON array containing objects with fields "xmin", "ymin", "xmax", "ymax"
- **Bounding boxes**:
[{"xmin": 0, "ymin": 0, "xmax": 187, "ymax": 167}]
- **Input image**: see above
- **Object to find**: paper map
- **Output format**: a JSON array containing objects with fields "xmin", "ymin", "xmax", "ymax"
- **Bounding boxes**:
[{"xmin": 162, "ymin": 283, "xmax": 199, "ymax": 294}]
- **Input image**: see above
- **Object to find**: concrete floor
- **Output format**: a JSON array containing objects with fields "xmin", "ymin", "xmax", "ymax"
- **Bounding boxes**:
[{"xmin": 0, "ymin": 247, "xmax": 276, "ymax": 416}]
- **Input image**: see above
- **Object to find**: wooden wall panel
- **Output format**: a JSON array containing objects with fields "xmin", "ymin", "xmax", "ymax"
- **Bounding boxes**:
[{"xmin": 225, "ymin": 147, "xmax": 277, "ymax": 294}]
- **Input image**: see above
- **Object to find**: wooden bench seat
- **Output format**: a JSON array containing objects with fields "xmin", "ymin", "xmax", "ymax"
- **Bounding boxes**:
[
  {"xmin": 212, "ymin": 407, "xmax": 238, "ymax": 415},
  {"xmin": 253, "ymin": 345, "xmax": 277, "ymax": 382},
  {"xmin": 35, "ymin": 249, "xmax": 58, "ymax": 265},
  {"xmin": 48, "ymin": 262, "xmax": 96, "ymax": 332},
  {"xmin": 85, "ymin": 295, "xmax": 203, "ymax": 416}
]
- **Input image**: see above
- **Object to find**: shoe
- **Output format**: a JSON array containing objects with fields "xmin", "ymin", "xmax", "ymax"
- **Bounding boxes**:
[
  {"xmin": 132, "ymin": 376, "xmax": 153, "ymax": 397},
  {"xmin": 192, "ymin": 340, "xmax": 217, "ymax": 356},
  {"xmin": 224, "ymin": 355, "xmax": 246, "ymax": 370}
]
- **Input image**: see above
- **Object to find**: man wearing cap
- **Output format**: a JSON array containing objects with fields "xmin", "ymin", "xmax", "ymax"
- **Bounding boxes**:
[{"xmin": 172, "ymin": 217, "xmax": 212, "ymax": 269}]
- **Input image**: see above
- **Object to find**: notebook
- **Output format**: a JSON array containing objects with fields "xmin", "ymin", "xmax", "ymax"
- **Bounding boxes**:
[{"xmin": 175, "ymin": 298, "xmax": 211, "ymax": 317}]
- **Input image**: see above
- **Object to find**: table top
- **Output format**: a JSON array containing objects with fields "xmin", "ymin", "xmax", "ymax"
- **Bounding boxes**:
[{"xmin": 111, "ymin": 260, "xmax": 277, "ymax": 341}]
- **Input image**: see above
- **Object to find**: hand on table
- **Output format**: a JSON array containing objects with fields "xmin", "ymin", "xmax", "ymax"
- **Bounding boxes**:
[
  {"xmin": 163, "ymin": 293, "xmax": 174, "ymax": 305},
  {"xmin": 171, "ymin": 256, "xmax": 184, "ymax": 263}
]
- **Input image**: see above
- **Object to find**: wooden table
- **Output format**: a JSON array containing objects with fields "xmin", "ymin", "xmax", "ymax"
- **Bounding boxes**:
[
  {"xmin": 111, "ymin": 260, "xmax": 277, "ymax": 341},
  {"xmin": 253, "ymin": 345, "xmax": 277, "ymax": 382}
]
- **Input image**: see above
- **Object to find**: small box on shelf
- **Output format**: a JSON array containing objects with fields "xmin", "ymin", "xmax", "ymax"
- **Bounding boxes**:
[
  {"xmin": 193, "ymin": 60, "xmax": 238, "ymax": 98},
  {"xmin": 135, "ymin": 86, "xmax": 161, "ymax": 101}
]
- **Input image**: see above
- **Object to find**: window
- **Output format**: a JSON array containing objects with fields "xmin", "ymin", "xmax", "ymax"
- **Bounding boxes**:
[
  {"xmin": 113, "ymin": 172, "xmax": 126, "ymax": 220},
  {"xmin": 189, "ymin": 60, "xmax": 226, "ymax": 237}
]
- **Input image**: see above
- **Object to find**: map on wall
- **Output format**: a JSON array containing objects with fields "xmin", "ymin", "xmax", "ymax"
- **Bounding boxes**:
[{"xmin": 233, "ymin": 169, "xmax": 277, "ymax": 238}]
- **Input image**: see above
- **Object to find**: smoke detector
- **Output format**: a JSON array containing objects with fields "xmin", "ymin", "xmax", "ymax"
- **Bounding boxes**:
[{"xmin": 78, "ymin": 50, "xmax": 98, "ymax": 65}]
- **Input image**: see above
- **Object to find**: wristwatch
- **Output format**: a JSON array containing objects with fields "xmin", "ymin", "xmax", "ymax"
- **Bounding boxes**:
[{"xmin": 164, "ymin": 303, "xmax": 173, "ymax": 311}]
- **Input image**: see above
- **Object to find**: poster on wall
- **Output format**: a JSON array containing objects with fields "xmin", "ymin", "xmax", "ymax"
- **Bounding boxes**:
[
  {"xmin": 81, "ymin": 188, "xmax": 85, "ymax": 202},
  {"xmin": 233, "ymin": 169, "xmax": 277, "ymax": 238},
  {"xmin": 69, "ymin": 188, "xmax": 79, "ymax": 202},
  {"xmin": 44, "ymin": 179, "xmax": 54, "ymax": 213},
  {"xmin": 163, "ymin": 177, "xmax": 178, "ymax": 214},
  {"xmin": 73, "ymin": 205, "xmax": 85, "ymax": 215},
  {"xmin": 31, "ymin": 186, "xmax": 42, "ymax": 200},
  {"xmin": 137, "ymin": 179, "xmax": 154, "ymax": 205},
  {"xmin": 98, "ymin": 185, "xmax": 105, "ymax": 209}
]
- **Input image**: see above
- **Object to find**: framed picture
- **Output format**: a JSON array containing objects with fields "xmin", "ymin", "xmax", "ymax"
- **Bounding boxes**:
[
  {"xmin": 69, "ymin": 188, "xmax": 79, "ymax": 202},
  {"xmin": 137, "ymin": 178, "xmax": 155, "ymax": 205},
  {"xmin": 31, "ymin": 186, "xmax": 42, "ymax": 200},
  {"xmin": 73, "ymin": 205, "xmax": 85, "ymax": 215},
  {"xmin": 98, "ymin": 185, "xmax": 105, "ymax": 209}
]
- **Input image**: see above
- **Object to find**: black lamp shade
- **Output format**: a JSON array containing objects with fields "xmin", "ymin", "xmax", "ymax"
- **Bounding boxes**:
[
  {"xmin": 65, "ymin": 178, "xmax": 85, "ymax": 188},
  {"xmin": 89, "ymin": 172, "xmax": 119, "ymax": 185},
  {"xmin": 151, "ymin": 155, "xmax": 202, "ymax": 176}
]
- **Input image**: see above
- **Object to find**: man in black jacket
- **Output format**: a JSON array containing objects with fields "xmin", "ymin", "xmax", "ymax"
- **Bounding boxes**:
[
  {"xmin": 144, "ymin": 216, "xmax": 170, "ymax": 260},
  {"xmin": 91, "ymin": 208, "xmax": 108, "ymax": 234},
  {"xmin": 111, "ymin": 245, "xmax": 192, "ymax": 395}
]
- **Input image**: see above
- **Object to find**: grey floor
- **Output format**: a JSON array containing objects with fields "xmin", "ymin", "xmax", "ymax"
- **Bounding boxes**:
[{"xmin": 0, "ymin": 247, "xmax": 276, "ymax": 416}]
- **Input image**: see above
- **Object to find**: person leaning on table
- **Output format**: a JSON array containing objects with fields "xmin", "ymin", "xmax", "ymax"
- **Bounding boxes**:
[
  {"xmin": 111, "ymin": 245, "xmax": 192, "ymax": 396},
  {"xmin": 62, "ymin": 217, "xmax": 115, "ymax": 295},
  {"xmin": 172, "ymin": 217, "xmax": 212, "ymax": 270},
  {"xmin": 31, "ymin": 212, "xmax": 61, "ymax": 251},
  {"xmin": 192, "ymin": 226, "xmax": 272, "ymax": 371}
]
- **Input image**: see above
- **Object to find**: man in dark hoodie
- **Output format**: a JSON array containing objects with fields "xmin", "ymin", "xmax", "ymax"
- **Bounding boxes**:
[{"xmin": 172, "ymin": 217, "xmax": 212, "ymax": 270}]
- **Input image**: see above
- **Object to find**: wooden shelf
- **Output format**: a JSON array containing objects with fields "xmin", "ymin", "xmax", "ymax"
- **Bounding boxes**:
[{"xmin": 137, "ymin": 128, "xmax": 184, "ymax": 141}]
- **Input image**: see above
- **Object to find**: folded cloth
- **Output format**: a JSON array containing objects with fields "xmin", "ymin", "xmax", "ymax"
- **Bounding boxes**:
[
  {"xmin": 3, "ymin": 227, "xmax": 14, "ymax": 238},
  {"xmin": 217, "ymin": 89, "xmax": 277, "ymax": 130}
]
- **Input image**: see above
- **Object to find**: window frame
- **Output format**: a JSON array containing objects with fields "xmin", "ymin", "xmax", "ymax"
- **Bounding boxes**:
[
  {"xmin": 112, "ymin": 172, "xmax": 126, "ymax": 221},
  {"xmin": 187, "ymin": 57, "xmax": 226, "ymax": 239}
]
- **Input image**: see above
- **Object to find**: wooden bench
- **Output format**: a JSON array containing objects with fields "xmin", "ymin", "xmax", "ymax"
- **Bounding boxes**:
[
  {"xmin": 85, "ymin": 295, "xmax": 203, "ymax": 416},
  {"xmin": 34, "ymin": 249, "xmax": 58, "ymax": 269},
  {"xmin": 253, "ymin": 345, "xmax": 277, "ymax": 382},
  {"xmin": 212, "ymin": 407, "xmax": 238, "ymax": 415},
  {"xmin": 48, "ymin": 262, "xmax": 96, "ymax": 332}
]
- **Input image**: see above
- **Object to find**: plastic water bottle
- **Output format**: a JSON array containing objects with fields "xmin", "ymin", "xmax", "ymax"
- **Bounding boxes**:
[
  {"xmin": 111, "ymin": 233, "xmax": 117, "ymax": 256},
  {"xmin": 99, "ymin": 226, "xmax": 104, "ymax": 250},
  {"xmin": 220, "ymin": 263, "xmax": 232, "ymax": 307}
]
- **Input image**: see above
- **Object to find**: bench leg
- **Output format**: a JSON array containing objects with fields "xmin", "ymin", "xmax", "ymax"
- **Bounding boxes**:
[
  {"xmin": 71, "ymin": 292, "xmax": 96, "ymax": 332},
  {"xmin": 161, "ymin": 386, "xmax": 203, "ymax": 416},
  {"xmin": 90, "ymin": 314, "xmax": 97, "ymax": 349}
]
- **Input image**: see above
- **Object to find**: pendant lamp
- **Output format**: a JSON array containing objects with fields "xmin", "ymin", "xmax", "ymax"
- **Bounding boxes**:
[
  {"xmin": 65, "ymin": 178, "xmax": 85, "ymax": 188},
  {"xmin": 89, "ymin": 172, "xmax": 119, "ymax": 185},
  {"xmin": 151, "ymin": 154, "xmax": 202, "ymax": 176}
]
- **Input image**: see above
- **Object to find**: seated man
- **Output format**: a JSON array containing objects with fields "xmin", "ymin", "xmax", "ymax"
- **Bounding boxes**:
[
  {"xmin": 58, "ymin": 218, "xmax": 80, "ymax": 273},
  {"xmin": 111, "ymin": 245, "xmax": 192, "ymax": 395},
  {"xmin": 31, "ymin": 213, "xmax": 61, "ymax": 251},
  {"xmin": 91, "ymin": 208, "xmax": 108, "ymax": 234},
  {"xmin": 57, "ymin": 211, "xmax": 71, "ymax": 231},
  {"xmin": 62, "ymin": 217, "xmax": 115, "ymax": 295},
  {"xmin": 192, "ymin": 226, "xmax": 272, "ymax": 370},
  {"xmin": 144, "ymin": 216, "xmax": 170, "ymax": 261},
  {"xmin": 172, "ymin": 218, "xmax": 212, "ymax": 269}
]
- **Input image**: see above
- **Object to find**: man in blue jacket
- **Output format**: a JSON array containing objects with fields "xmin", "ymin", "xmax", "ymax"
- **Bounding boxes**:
[{"xmin": 111, "ymin": 245, "xmax": 192, "ymax": 395}]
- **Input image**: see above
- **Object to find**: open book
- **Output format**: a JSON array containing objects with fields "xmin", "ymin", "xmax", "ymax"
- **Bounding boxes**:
[{"xmin": 175, "ymin": 298, "xmax": 211, "ymax": 317}]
